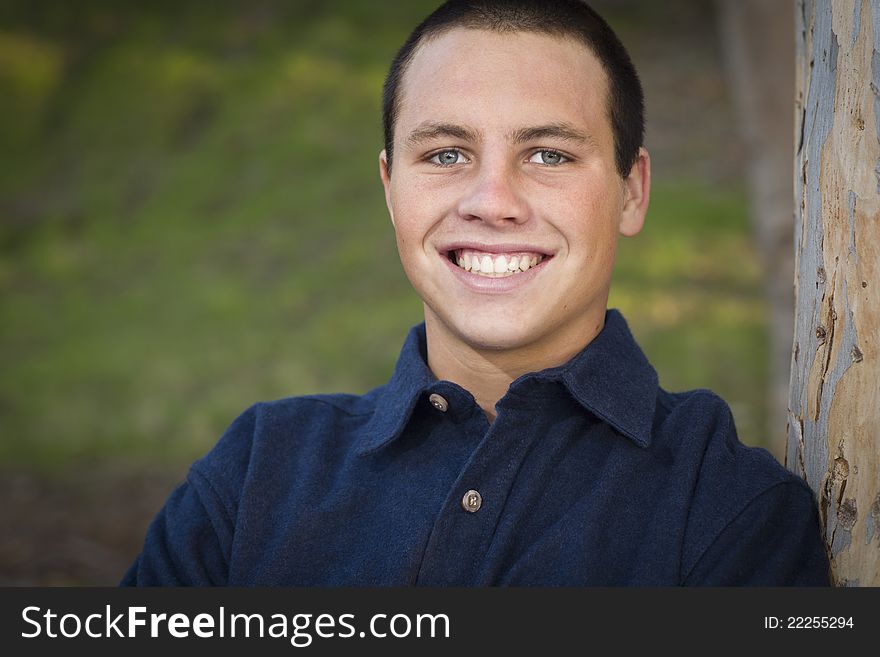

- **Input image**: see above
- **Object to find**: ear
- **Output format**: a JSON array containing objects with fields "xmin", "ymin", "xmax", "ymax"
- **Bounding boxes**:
[
  {"xmin": 619, "ymin": 147, "xmax": 650, "ymax": 237},
  {"xmin": 379, "ymin": 149, "xmax": 395, "ymax": 228}
]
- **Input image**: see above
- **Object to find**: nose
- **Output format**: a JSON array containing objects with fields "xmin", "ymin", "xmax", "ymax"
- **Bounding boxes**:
[{"xmin": 456, "ymin": 158, "xmax": 529, "ymax": 226}]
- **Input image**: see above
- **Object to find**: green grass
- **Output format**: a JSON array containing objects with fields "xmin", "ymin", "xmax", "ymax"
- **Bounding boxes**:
[{"xmin": 0, "ymin": 0, "xmax": 770, "ymax": 469}]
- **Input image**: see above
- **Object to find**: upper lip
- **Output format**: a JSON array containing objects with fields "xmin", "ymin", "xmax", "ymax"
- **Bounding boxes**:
[{"xmin": 437, "ymin": 241, "xmax": 556, "ymax": 256}]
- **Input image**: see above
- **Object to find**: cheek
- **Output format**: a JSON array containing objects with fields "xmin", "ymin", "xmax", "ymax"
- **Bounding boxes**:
[
  {"xmin": 389, "ymin": 198, "xmax": 431, "ymax": 266},
  {"xmin": 393, "ymin": 223, "xmax": 417, "ymax": 267},
  {"xmin": 556, "ymin": 189, "xmax": 619, "ymax": 246},
  {"xmin": 390, "ymin": 180, "xmax": 451, "ymax": 241}
]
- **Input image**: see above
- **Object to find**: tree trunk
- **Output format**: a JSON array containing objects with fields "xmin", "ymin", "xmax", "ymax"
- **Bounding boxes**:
[
  {"xmin": 790, "ymin": 0, "xmax": 880, "ymax": 587},
  {"xmin": 717, "ymin": 0, "xmax": 795, "ymax": 462}
]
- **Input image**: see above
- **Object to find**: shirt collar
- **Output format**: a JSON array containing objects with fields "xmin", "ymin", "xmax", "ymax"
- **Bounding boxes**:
[
  {"xmin": 358, "ymin": 323, "xmax": 437, "ymax": 454},
  {"xmin": 357, "ymin": 309, "xmax": 658, "ymax": 454},
  {"xmin": 549, "ymin": 308, "xmax": 658, "ymax": 448}
]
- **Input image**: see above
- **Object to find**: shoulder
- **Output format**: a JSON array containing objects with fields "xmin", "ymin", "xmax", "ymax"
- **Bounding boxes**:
[
  {"xmin": 655, "ymin": 390, "xmax": 806, "ymax": 490},
  {"xmin": 652, "ymin": 387, "xmax": 820, "ymax": 579},
  {"xmin": 248, "ymin": 388, "xmax": 381, "ymax": 436},
  {"xmin": 654, "ymin": 386, "xmax": 792, "ymax": 491},
  {"xmin": 655, "ymin": 385, "xmax": 808, "ymax": 503},
  {"xmin": 198, "ymin": 388, "xmax": 379, "ymax": 456},
  {"xmin": 188, "ymin": 386, "xmax": 385, "ymax": 511}
]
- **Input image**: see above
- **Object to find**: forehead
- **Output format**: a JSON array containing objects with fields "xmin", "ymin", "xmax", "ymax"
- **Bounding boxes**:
[{"xmin": 397, "ymin": 27, "xmax": 610, "ymax": 139}]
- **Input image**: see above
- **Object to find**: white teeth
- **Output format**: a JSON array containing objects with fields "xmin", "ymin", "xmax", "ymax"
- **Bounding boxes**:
[{"xmin": 451, "ymin": 249, "xmax": 545, "ymax": 277}]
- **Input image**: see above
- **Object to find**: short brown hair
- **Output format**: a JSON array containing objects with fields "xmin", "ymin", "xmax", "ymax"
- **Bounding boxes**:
[{"xmin": 382, "ymin": 0, "xmax": 645, "ymax": 177}]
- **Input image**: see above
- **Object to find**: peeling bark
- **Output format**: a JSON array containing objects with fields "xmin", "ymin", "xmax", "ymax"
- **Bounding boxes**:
[{"xmin": 790, "ymin": 0, "xmax": 880, "ymax": 586}]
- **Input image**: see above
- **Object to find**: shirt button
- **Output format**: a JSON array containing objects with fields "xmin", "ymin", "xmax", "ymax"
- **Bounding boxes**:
[
  {"xmin": 428, "ymin": 393, "xmax": 449, "ymax": 412},
  {"xmin": 461, "ymin": 489, "xmax": 482, "ymax": 513}
]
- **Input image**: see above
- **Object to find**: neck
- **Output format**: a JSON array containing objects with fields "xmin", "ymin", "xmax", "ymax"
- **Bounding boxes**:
[{"xmin": 424, "ymin": 309, "xmax": 606, "ymax": 422}]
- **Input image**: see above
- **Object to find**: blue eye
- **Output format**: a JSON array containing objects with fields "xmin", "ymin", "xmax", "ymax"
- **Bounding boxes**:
[
  {"xmin": 528, "ymin": 150, "xmax": 568, "ymax": 165},
  {"xmin": 430, "ymin": 150, "xmax": 465, "ymax": 166}
]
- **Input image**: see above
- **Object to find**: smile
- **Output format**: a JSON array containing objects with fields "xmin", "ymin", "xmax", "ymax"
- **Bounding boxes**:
[{"xmin": 448, "ymin": 249, "xmax": 546, "ymax": 278}]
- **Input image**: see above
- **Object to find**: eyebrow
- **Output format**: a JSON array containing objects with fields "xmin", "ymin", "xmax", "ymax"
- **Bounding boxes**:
[
  {"xmin": 509, "ymin": 123, "xmax": 593, "ymax": 146},
  {"xmin": 403, "ymin": 121, "xmax": 593, "ymax": 149},
  {"xmin": 405, "ymin": 122, "xmax": 483, "ymax": 148}
]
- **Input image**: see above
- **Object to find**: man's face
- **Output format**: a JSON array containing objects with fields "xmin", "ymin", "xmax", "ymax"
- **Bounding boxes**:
[{"xmin": 380, "ymin": 28, "xmax": 649, "ymax": 359}]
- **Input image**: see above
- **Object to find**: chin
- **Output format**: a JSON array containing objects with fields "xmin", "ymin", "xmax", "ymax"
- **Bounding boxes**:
[{"xmin": 450, "ymin": 322, "xmax": 540, "ymax": 353}]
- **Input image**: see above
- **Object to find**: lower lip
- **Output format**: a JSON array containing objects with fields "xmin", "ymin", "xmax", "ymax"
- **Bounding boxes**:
[{"xmin": 441, "ymin": 252, "xmax": 550, "ymax": 293}]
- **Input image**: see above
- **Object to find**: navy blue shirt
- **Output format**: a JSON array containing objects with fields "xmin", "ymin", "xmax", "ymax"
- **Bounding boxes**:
[{"xmin": 122, "ymin": 310, "xmax": 830, "ymax": 586}]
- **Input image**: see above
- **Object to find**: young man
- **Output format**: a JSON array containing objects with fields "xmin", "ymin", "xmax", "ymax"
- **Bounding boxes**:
[{"xmin": 123, "ymin": 0, "xmax": 830, "ymax": 586}]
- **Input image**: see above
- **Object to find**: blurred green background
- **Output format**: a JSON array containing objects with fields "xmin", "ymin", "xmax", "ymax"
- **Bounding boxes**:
[{"xmin": 0, "ymin": 0, "xmax": 768, "ymax": 583}]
